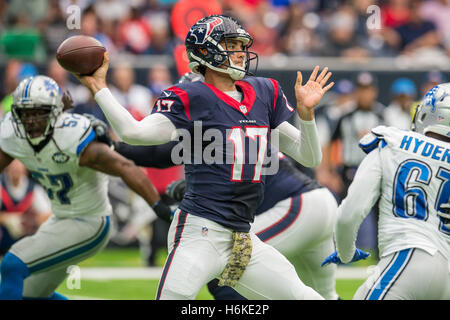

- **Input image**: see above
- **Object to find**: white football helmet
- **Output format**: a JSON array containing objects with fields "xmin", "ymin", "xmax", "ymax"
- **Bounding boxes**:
[
  {"xmin": 11, "ymin": 76, "xmax": 64, "ymax": 147},
  {"xmin": 412, "ymin": 82, "xmax": 450, "ymax": 138}
]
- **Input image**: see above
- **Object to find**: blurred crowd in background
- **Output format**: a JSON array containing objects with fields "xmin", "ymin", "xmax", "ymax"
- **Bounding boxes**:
[
  {"xmin": 1, "ymin": 0, "xmax": 450, "ymax": 61},
  {"xmin": 0, "ymin": 0, "xmax": 450, "ymax": 265}
]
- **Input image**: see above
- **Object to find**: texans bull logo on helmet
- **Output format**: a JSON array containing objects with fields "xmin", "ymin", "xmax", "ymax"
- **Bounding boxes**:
[{"xmin": 188, "ymin": 16, "xmax": 223, "ymax": 45}]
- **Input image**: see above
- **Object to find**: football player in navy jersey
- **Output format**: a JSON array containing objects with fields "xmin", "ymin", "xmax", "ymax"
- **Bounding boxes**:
[
  {"xmin": 116, "ymin": 141, "xmax": 340, "ymax": 300},
  {"xmin": 105, "ymin": 72, "xmax": 339, "ymax": 299},
  {"xmin": 73, "ymin": 15, "xmax": 334, "ymax": 300}
]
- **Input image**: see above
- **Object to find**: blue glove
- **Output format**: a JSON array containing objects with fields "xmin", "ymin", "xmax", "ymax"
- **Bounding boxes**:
[{"xmin": 321, "ymin": 248, "xmax": 370, "ymax": 267}]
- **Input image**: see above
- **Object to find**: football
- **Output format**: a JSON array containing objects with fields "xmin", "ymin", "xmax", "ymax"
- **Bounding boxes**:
[{"xmin": 56, "ymin": 35, "xmax": 106, "ymax": 75}]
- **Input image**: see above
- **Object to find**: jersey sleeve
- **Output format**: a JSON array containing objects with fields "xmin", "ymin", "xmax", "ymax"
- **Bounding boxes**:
[
  {"xmin": 151, "ymin": 86, "xmax": 192, "ymax": 131},
  {"xmin": 336, "ymin": 149, "xmax": 383, "ymax": 263},
  {"xmin": 76, "ymin": 125, "xmax": 96, "ymax": 156},
  {"xmin": 268, "ymin": 79, "xmax": 295, "ymax": 129},
  {"xmin": 115, "ymin": 141, "xmax": 178, "ymax": 168}
]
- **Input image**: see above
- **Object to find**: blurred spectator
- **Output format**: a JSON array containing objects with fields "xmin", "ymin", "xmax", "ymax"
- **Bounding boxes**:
[
  {"xmin": 320, "ymin": 71, "xmax": 385, "ymax": 199},
  {"xmin": 144, "ymin": 16, "xmax": 174, "ymax": 55},
  {"xmin": 242, "ymin": 2, "xmax": 279, "ymax": 57},
  {"xmin": 315, "ymin": 79, "xmax": 355, "ymax": 197},
  {"xmin": 351, "ymin": 0, "xmax": 399, "ymax": 57},
  {"xmin": 318, "ymin": 6, "xmax": 370, "ymax": 59},
  {"xmin": 0, "ymin": 160, "xmax": 51, "ymax": 256},
  {"xmin": 147, "ymin": 64, "xmax": 173, "ymax": 98},
  {"xmin": 93, "ymin": 0, "xmax": 130, "ymax": 23},
  {"xmin": 118, "ymin": 6, "xmax": 152, "ymax": 54},
  {"xmin": 383, "ymin": 78, "xmax": 417, "ymax": 129},
  {"xmin": 0, "ymin": 13, "xmax": 47, "ymax": 63},
  {"xmin": 59, "ymin": 0, "xmax": 93, "ymax": 16},
  {"xmin": 1, "ymin": 61, "xmax": 37, "ymax": 115},
  {"xmin": 47, "ymin": 58, "xmax": 90, "ymax": 106},
  {"xmin": 110, "ymin": 62, "xmax": 153, "ymax": 120},
  {"xmin": 392, "ymin": 0, "xmax": 442, "ymax": 55},
  {"xmin": 381, "ymin": 0, "xmax": 411, "ymax": 28},
  {"xmin": 71, "ymin": 95, "xmax": 110, "ymax": 128},
  {"xmin": 6, "ymin": 0, "xmax": 48, "ymax": 25},
  {"xmin": 420, "ymin": 0, "xmax": 450, "ymax": 55},
  {"xmin": 40, "ymin": 0, "xmax": 69, "ymax": 56},
  {"xmin": 79, "ymin": 6, "xmax": 117, "ymax": 53},
  {"xmin": 420, "ymin": 70, "xmax": 447, "ymax": 97},
  {"xmin": 316, "ymin": 79, "xmax": 356, "ymax": 151},
  {"xmin": 279, "ymin": 3, "xmax": 319, "ymax": 56},
  {"xmin": 1, "ymin": 59, "xmax": 22, "ymax": 116}
]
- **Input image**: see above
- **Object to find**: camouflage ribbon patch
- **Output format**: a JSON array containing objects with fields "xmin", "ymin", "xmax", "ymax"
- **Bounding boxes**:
[{"xmin": 218, "ymin": 231, "xmax": 252, "ymax": 287}]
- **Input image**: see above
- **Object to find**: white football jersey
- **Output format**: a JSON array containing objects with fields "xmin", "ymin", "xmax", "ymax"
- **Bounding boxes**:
[
  {"xmin": 337, "ymin": 126, "xmax": 450, "ymax": 263},
  {"xmin": 0, "ymin": 112, "xmax": 112, "ymax": 218}
]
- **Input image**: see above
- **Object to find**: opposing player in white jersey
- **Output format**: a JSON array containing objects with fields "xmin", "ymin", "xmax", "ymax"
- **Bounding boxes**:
[
  {"xmin": 322, "ymin": 83, "xmax": 450, "ymax": 300},
  {"xmin": 0, "ymin": 75, "xmax": 167, "ymax": 300}
]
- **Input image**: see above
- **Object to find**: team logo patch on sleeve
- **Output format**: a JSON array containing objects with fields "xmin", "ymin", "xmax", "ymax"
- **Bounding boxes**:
[{"xmin": 52, "ymin": 152, "xmax": 70, "ymax": 163}]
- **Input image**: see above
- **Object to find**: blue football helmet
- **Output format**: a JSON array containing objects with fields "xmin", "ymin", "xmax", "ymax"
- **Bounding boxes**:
[{"xmin": 185, "ymin": 15, "xmax": 258, "ymax": 80}]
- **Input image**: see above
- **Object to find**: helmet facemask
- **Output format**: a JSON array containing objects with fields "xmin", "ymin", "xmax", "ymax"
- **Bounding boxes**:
[
  {"xmin": 217, "ymin": 36, "xmax": 258, "ymax": 80},
  {"xmin": 12, "ymin": 104, "xmax": 60, "ymax": 146},
  {"xmin": 11, "ymin": 76, "xmax": 64, "ymax": 151}
]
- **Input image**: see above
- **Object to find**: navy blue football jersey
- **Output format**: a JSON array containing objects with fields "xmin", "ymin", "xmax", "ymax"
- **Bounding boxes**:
[
  {"xmin": 151, "ymin": 76, "xmax": 294, "ymax": 232},
  {"xmin": 256, "ymin": 155, "xmax": 321, "ymax": 214}
]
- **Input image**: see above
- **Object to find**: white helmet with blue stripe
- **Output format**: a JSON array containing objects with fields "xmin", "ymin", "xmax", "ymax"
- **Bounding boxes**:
[
  {"xmin": 413, "ymin": 82, "xmax": 450, "ymax": 138},
  {"xmin": 11, "ymin": 75, "xmax": 64, "ymax": 147}
]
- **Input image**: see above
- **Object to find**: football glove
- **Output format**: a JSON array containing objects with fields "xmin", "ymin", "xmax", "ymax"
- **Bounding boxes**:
[
  {"xmin": 321, "ymin": 248, "xmax": 370, "ymax": 267},
  {"xmin": 438, "ymin": 203, "xmax": 450, "ymax": 224},
  {"xmin": 62, "ymin": 91, "xmax": 74, "ymax": 111},
  {"xmin": 152, "ymin": 200, "xmax": 173, "ymax": 223},
  {"xmin": 166, "ymin": 179, "xmax": 186, "ymax": 202},
  {"xmin": 83, "ymin": 113, "xmax": 112, "ymax": 147}
]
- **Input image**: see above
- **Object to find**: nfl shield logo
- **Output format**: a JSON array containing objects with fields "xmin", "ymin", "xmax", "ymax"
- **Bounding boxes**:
[
  {"xmin": 201, "ymin": 226, "xmax": 208, "ymax": 236},
  {"xmin": 239, "ymin": 105, "xmax": 247, "ymax": 113}
]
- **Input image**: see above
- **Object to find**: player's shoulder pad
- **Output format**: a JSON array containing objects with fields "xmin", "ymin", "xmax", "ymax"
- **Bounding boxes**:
[
  {"xmin": 243, "ymin": 76, "xmax": 277, "ymax": 92},
  {"xmin": 161, "ymin": 82, "xmax": 205, "ymax": 100},
  {"xmin": 53, "ymin": 112, "xmax": 96, "ymax": 156},
  {"xmin": 359, "ymin": 125, "xmax": 406, "ymax": 154},
  {"xmin": 159, "ymin": 82, "xmax": 206, "ymax": 110}
]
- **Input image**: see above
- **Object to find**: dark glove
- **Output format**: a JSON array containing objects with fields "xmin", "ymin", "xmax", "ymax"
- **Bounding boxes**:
[
  {"xmin": 438, "ymin": 203, "xmax": 450, "ymax": 224},
  {"xmin": 321, "ymin": 248, "xmax": 370, "ymax": 267},
  {"xmin": 152, "ymin": 200, "xmax": 173, "ymax": 223},
  {"xmin": 83, "ymin": 113, "xmax": 112, "ymax": 147},
  {"xmin": 62, "ymin": 91, "xmax": 74, "ymax": 111},
  {"xmin": 166, "ymin": 179, "xmax": 186, "ymax": 202}
]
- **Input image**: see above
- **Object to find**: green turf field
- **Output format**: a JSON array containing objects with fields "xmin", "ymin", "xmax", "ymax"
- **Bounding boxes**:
[
  {"xmin": 57, "ymin": 278, "xmax": 365, "ymax": 300},
  {"xmin": 55, "ymin": 247, "xmax": 369, "ymax": 300}
]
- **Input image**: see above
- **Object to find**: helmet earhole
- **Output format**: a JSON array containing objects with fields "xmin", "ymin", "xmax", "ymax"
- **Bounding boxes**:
[{"xmin": 421, "ymin": 114, "xmax": 427, "ymax": 122}]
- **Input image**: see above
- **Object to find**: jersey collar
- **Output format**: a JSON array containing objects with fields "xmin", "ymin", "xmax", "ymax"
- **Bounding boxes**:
[{"xmin": 202, "ymin": 80, "xmax": 256, "ymax": 116}]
